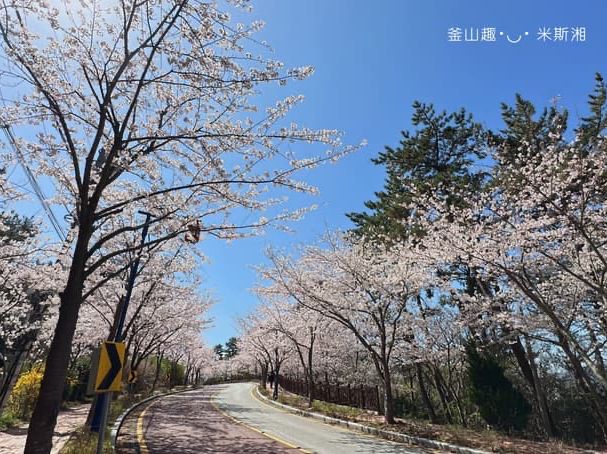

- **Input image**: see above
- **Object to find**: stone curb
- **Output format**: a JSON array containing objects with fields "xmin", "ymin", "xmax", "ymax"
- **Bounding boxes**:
[
  {"xmin": 254, "ymin": 385, "xmax": 490, "ymax": 454},
  {"xmin": 110, "ymin": 385, "xmax": 196, "ymax": 451}
]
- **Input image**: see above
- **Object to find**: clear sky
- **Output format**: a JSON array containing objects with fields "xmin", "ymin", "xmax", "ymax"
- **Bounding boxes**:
[
  {"xmin": 5, "ymin": 1, "xmax": 604, "ymax": 346},
  {"xmin": 201, "ymin": 0, "xmax": 607, "ymax": 346}
]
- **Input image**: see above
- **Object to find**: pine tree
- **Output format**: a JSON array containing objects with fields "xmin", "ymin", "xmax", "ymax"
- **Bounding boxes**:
[
  {"xmin": 348, "ymin": 101, "xmax": 488, "ymax": 240},
  {"xmin": 466, "ymin": 344, "xmax": 531, "ymax": 433},
  {"xmin": 577, "ymin": 73, "xmax": 607, "ymax": 148},
  {"xmin": 224, "ymin": 337, "xmax": 239, "ymax": 359},
  {"xmin": 213, "ymin": 344, "xmax": 224, "ymax": 361},
  {"xmin": 492, "ymin": 94, "xmax": 568, "ymax": 166}
]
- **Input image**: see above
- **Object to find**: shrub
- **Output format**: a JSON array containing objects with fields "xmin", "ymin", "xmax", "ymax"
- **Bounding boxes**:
[{"xmin": 7, "ymin": 365, "xmax": 44, "ymax": 419}]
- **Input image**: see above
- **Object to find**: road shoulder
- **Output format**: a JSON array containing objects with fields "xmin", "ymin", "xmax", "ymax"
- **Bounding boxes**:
[{"xmin": 253, "ymin": 385, "xmax": 489, "ymax": 454}]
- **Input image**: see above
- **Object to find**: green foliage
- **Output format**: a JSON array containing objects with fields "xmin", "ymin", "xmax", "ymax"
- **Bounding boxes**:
[
  {"xmin": 63, "ymin": 356, "xmax": 91, "ymax": 402},
  {"xmin": 466, "ymin": 345, "xmax": 531, "ymax": 433},
  {"xmin": 492, "ymin": 93, "xmax": 568, "ymax": 165},
  {"xmin": 212, "ymin": 338, "xmax": 239, "ymax": 360},
  {"xmin": 577, "ymin": 73, "xmax": 607, "ymax": 148},
  {"xmin": 213, "ymin": 343, "xmax": 224, "ymax": 360},
  {"xmin": 542, "ymin": 374, "xmax": 604, "ymax": 444},
  {"xmin": 58, "ymin": 426, "xmax": 112, "ymax": 454},
  {"xmin": 164, "ymin": 360, "xmax": 185, "ymax": 387},
  {"xmin": 0, "ymin": 211, "xmax": 36, "ymax": 242},
  {"xmin": 348, "ymin": 101, "xmax": 488, "ymax": 240},
  {"xmin": 224, "ymin": 337, "xmax": 239, "ymax": 359},
  {"xmin": 0, "ymin": 409, "xmax": 20, "ymax": 429}
]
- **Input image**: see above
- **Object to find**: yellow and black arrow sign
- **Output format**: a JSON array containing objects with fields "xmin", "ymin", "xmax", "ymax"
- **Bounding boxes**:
[
  {"xmin": 127, "ymin": 370, "xmax": 137, "ymax": 384},
  {"xmin": 94, "ymin": 341, "xmax": 125, "ymax": 393}
]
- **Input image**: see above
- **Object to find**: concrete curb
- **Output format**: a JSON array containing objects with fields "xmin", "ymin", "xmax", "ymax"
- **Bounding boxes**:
[
  {"xmin": 254, "ymin": 386, "xmax": 489, "ymax": 454},
  {"xmin": 110, "ymin": 385, "xmax": 196, "ymax": 451}
]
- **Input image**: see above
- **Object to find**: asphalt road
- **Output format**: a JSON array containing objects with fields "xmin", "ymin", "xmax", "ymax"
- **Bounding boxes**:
[
  {"xmin": 118, "ymin": 383, "xmax": 432, "ymax": 453},
  {"xmin": 117, "ymin": 386, "xmax": 298, "ymax": 453},
  {"xmin": 214, "ymin": 382, "xmax": 429, "ymax": 453}
]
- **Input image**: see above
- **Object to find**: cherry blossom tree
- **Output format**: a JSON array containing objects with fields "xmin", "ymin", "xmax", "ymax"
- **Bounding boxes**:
[
  {"xmin": 238, "ymin": 310, "xmax": 293, "ymax": 399},
  {"xmin": 259, "ymin": 233, "xmax": 432, "ymax": 423},
  {"xmin": 251, "ymin": 296, "xmax": 332, "ymax": 406},
  {"xmin": 0, "ymin": 210, "xmax": 61, "ymax": 414},
  {"xmin": 0, "ymin": 0, "xmax": 356, "ymax": 449},
  {"xmin": 419, "ymin": 128, "xmax": 607, "ymax": 435}
]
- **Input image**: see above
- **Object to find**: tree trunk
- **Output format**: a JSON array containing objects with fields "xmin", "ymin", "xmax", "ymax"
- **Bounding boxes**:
[
  {"xmin": 517, "ymin": 336, "xmax": 557, "ymax": 438},
  {"xmin": 272, "ymin": 367, "xmax": 280, "ymax": 400},
  {"xmin": 0, "ymin": 341, "xmax": 32, "ymax": 415},
  {"xmin": 24, "ymin": 251, "xmax": 87, "ymax": 454},
  {"xmin": 259, "ymin": 361, "xmax": 267, "ymax": 388},
  {"xmin": 152, "ymin": 350, "xmax": 164, "ymax": 392},
  {"xmin": 382, "ymin": 379, "xmax": 395, "ymax": 423},
  {"xmin": 307, "ymin": 345, "xmax": 314, "ymax": 407},
  {"xmin": 416, "ymin": 363, "xmax": 437, "ymax": 423},
  {"xmin": 378, "ymin": 359, "xmax": 395, "ymax": 424},
  {"xmin": 431, "ymin": 365, "xmax": 453, "ymax": 424}
]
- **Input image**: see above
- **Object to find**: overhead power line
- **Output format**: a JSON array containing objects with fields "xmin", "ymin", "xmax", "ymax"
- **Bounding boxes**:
[{"xmin": 1, "ymin": 124, "xmax": 67, "ymax": 242}]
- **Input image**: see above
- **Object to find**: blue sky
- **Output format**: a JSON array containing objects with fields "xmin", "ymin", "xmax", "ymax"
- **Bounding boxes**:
[
  {"xmin": 4, "ymin": 1, "xmax": 604, "ymax": 346},
  {"xmin": 202, "ymin": 0, "xmax": 607, "ymax": 346}
]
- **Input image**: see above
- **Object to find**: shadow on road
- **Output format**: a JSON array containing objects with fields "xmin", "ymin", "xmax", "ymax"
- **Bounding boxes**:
[{"xmin": 136, "ymin": 387, "xmax": 298, "ymax": 453}]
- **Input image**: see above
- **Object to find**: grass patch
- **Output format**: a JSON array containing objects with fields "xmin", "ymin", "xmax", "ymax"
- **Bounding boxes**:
[
  {"xmin": 260, "ymin": 386, "xmax": 365, "ymax": 421},
  {"xmin": 59, "ymin": 426, "xmax": 110, "ymax": 454},
  {"xmin": 310, "ymin": 399, "xmax": 364, "ymax": 420},
  {"xmin": 0, "ymin": 411, "xmax": 22, "ymax": 430}
]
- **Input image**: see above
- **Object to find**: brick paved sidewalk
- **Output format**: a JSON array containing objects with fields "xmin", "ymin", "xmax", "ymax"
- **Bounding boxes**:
[{"xmin": 0, "ymin": 404, "xmax": 89, "ymax": 454}]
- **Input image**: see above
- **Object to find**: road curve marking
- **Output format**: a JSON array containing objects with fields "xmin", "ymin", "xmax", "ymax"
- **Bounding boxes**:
[
  {"xmin": 137, "ymin": 399, "xmax": 157, "ymax": 454},
  {"xmin": 211, "ymin": 390, "xmax": 312, "ymax": 454}
]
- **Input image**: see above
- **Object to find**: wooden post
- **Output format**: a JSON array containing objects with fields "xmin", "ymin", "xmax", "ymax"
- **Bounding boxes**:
[{"xmin": 347, "ymin": 383, "xmax": 352, "ymax": 406}]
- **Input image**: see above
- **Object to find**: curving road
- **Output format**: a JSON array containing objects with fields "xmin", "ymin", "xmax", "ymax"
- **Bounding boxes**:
[
  {"xmin": 116, "ymin": 386, "xmax": 297, "ymax": 453},
  {"xmin": 215, "ymin": 382, "xmax": 429, "ymax": 454},
  {"xmin": 116, "ymin": 383, "xmax": 432, "ymax": 453}
]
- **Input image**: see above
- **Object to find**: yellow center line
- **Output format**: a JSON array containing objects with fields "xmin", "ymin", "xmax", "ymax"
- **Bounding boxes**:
[
  {"xmin": 136, "ymin": 399, "xmax": 157, "ymax": 454},
  {"xmin": 211, "ymin": 389, "xmax": 312, "ymax": 454}
]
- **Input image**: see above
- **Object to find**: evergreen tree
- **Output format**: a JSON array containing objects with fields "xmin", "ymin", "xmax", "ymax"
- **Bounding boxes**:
[
  {"xmin": 466, "ymin": 344, "xmax": 531, "ymax": 433},
  {"xmin": 224, "ymin": 337, "xmax": 239, "ymax": 359},
  {"xmin": 348, "ymin": 101, "xmax": 488, "ymax": 240},
  {"xmin": 0, "ymin": 213, "xmax": 46, "ymax": 414},
  {"xmin": 577, "ymin": 73, "xmax": 607, "ymax": 148},
  {"xmin": 213, "ymin": 344, "xmax": 224, "ymax": 360},
  {"xmin": 0, "ymin": 211, "xmax": 35, "ymax": 242},
  {"xmin": 491, "ymin": 94, "xmax": 568, "ymax": 167}
]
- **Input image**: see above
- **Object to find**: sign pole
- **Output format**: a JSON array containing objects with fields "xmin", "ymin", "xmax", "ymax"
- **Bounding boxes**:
[
  {"xmin": 95, "ymin": 392, "xmax": 110, "ymax": 454},
  {"xmin": 94, "ymin": 211, "xmax": 152, "ymax": 453}
]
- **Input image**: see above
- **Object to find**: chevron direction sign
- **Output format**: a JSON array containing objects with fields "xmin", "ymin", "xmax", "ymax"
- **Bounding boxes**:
[
  {"xmin": 94, "ymin": 341, "xmax": 125, "ymax": 393},
  {"xmin": 127, "ymin": 370, "xmax": 137, "ymax": 384}
]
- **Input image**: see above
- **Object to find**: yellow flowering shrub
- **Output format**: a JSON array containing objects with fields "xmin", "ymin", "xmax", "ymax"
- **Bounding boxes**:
[{"xmin": 7, "ymin": 365, "xmax": 44, "ymax": 419}]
